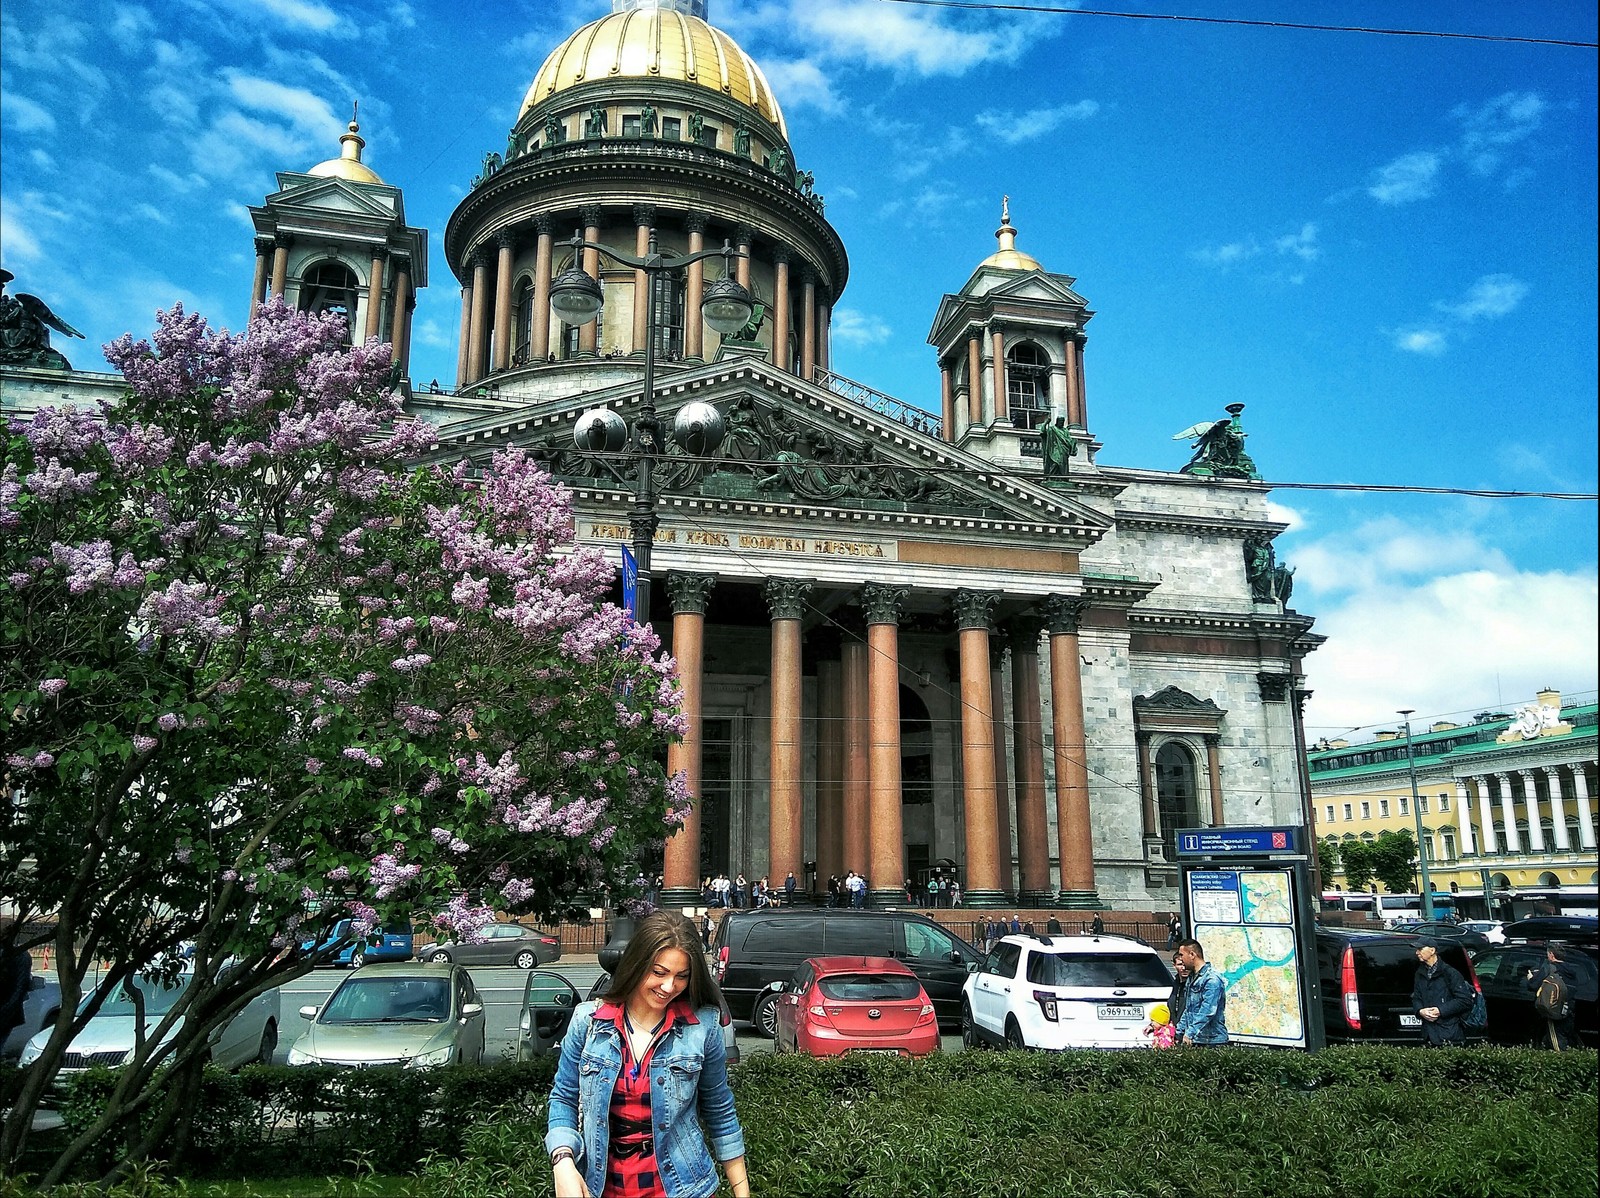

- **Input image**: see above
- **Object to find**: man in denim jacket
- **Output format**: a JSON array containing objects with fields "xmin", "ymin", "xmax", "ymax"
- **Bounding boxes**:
[
  {"xmin": 547, "ymin": 993, "xmax": 746, "ymax": 1197},
  {"xmin": 1173, "ymin": 938, "xmax": 1229, "ymax": 1045}
]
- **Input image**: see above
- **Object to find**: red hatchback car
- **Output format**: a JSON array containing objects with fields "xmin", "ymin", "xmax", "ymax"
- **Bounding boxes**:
[{"xmin": 772, "ymin": 956, "xmax": 939, "ymax": 1058}]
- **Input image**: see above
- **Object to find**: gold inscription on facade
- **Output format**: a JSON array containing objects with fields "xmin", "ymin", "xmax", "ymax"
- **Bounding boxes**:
[
  {"xmin": 583, "ymin": 524, "xmax": 889, "ymax": 559},
  {"xmin": 586, "ymin": 523, "xmax": 676, "ymax": 543}
]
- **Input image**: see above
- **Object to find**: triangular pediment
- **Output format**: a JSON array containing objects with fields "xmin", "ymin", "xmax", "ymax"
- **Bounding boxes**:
[
  {"xmin": 983, "ymin": 270, "xmax": 1086, "ymax": 307},
  {"xmin": 268, "ymin": 176, "xmax": 399, "ymax": 221},
  {"xmin": 423, "ymin": 359, "xmax": 1112, "ymax": 541}
]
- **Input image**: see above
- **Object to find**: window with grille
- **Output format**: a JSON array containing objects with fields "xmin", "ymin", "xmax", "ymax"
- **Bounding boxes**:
[{"xmin": 1005, "ymin": 342, "xmax": 1051, "ymax": 429}]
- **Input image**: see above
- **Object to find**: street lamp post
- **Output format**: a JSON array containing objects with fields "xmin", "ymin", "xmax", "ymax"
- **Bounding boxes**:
[
  {"xmin": 553, "ymin": 231, "xmax": 752, "ymax": 627},
  {"xmin": 1398, "ymin": 709, "xmax": 1435, "ymax": 918}
]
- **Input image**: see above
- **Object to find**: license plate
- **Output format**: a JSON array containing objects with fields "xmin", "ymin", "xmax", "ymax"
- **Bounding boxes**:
[
  {"xmin": 1097, "ymin": 1004, "xmax": 1142, "ymax": 1020},
  {"xmin": 1398, "ymin": 1014, "xmax": 1421, "ymax": 1028}
]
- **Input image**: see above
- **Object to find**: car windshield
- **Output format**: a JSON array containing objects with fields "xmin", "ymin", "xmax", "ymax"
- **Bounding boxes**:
[
  {"xmin": 320, "ymin": 977, "xmax": 450, "ymax": 1023},
  {"xmin": 1027, "ymin": 952, "xmax": 1172, "ymax": 988},
  {"xmin": 80, "ymin": 974, "xmax": 192, "ymax": 1018},
  {"xmin": 816, "ymin": 974, "xmax": 922, "ymax": 1002}
]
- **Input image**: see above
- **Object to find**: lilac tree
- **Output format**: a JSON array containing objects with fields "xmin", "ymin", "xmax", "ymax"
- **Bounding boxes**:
[{"xmin": 0, "ymin": 301, "xmax": 687, "ymax": 1181}]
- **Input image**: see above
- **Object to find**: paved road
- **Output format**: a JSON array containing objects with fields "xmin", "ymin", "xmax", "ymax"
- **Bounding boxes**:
[{"xmin": 278, "ymin": 962, "xmax": 961, "ymax": 1063}]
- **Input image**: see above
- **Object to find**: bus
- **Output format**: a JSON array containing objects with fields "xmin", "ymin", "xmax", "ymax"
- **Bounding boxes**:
[
  {"xmin": 1320, "ymin": 891, "xmax": 1456, "ymax": 923},
  {"xmin": 1441, "ymin": 885, "xmax": 1596, "ymax": 921}
]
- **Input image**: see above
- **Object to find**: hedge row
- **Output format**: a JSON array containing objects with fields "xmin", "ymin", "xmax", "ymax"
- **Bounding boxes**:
[{"xmin": 11, "ymin": 1047, "xmax": 1597, "ymax": 1195}]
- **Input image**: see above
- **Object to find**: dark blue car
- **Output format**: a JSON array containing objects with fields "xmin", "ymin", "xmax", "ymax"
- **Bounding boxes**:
[{"xmin": 298, "ymin": 919, "xmax": 415, "ymax": 968}]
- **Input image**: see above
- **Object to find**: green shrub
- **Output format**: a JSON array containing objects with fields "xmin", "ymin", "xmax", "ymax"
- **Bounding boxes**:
[{"xmin": 28, "ymin": 1047, "xmax": 1598, "ymax": 1196}]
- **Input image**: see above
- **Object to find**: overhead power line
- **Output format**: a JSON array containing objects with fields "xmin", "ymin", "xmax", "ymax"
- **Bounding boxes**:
[{"xmin": 879, "ymin": 0, "xmax": 1599, "ymax": 49}]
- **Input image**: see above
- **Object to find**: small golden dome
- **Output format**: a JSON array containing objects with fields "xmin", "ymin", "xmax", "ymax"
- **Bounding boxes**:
[
  {"xmin": 521, "ymin": 8, "xmax": 786, "ymax": 137},
  {"xmin": 308, "ymin": 118, "xmax": 385, "ymax": 185},
  {"xmin": 979, "ymin": 202, "xmax": 1042, "ymax": 272}
]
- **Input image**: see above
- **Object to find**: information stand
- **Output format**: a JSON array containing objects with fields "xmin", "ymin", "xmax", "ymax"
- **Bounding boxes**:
[{"xmin": 1175, "ymin": 826, "xmax": 1325, "ymax": 1051}]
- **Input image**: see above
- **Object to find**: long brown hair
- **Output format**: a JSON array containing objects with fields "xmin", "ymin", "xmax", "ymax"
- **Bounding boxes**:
[{"xmin": 602, "ymin": 910, "xmax": 722, "ymax": 1012}]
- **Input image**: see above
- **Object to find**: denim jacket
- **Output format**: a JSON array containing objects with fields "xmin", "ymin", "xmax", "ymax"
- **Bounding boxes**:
[
  {"xmin": 546, "ymin": 999, "xmax": 745, "ymax": 1198},
  {"xmin": 1174, "ymin": 962, "xmax": 1229, "ymax": 1045}
]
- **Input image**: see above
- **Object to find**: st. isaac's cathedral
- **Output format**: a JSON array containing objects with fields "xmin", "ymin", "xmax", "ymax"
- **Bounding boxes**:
[{"xmin": 2, "ymin": 0, "xmax": 1321, "ymax": 910}]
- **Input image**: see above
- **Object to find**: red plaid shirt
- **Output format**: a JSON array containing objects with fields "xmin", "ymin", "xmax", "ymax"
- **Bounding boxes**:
[{"xmin": 593, "ymin": 1001, "xmax": 698, "ymax": 1198}]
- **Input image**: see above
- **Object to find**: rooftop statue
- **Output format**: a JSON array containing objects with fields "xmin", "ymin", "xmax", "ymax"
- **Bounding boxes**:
[
  {"xmin": 1172, "ymin": 402, "xmax": 1260, "ymax": 480},
  {"xmin": 1040, "ymin": 415, "xmax": 1077, "ymax": 479},
  {"xmin": 0, "ymin": 268, "xmax": 85, "ymax": 370},
  {"xmin": 1243, "ymin": 535, "xmax": 1294, "ymax": 605}
]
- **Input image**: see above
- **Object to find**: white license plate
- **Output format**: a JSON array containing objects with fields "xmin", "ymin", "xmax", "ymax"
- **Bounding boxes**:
[
  {"xmin": 1398, "ymin": 1014, "xmax": 1421, "ymax": 1028},
  {"xmin": 1097, "ymin": 1004, "xmax": 1143, "ymax": 1020}
]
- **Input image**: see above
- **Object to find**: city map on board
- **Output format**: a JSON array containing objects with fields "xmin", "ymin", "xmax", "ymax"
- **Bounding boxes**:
[{"xmin": 1188, "ymin": 869, "xmax": 1306, "ymax": 1046}]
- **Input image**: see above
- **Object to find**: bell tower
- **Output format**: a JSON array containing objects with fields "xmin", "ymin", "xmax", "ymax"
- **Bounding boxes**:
[
  {"xmin": 926, "ymin": 201, "xmax": 1097, "ymax": 472},
  {"xmin": 247, "ymin": 110, "xmax": 429, "ymax": 380}
]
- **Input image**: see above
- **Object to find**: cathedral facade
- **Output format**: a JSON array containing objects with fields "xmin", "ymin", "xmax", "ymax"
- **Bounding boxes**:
[{"xmin": 0, "ymin": 0, "xmax": 1321, "ymax": 910}]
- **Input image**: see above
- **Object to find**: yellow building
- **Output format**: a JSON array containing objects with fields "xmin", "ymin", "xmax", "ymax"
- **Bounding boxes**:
[{"xmin": 1309, "ymin": 689, "xmax": 1598, "ymax": 895}]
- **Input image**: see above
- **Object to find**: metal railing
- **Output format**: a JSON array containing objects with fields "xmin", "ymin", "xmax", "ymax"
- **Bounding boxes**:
[{"xmin": 814, "ymin": 368, "xmax": 942, "ymax": 438}]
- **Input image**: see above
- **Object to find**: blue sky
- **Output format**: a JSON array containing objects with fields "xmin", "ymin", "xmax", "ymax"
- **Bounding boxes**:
[{"xmin": 3, "ymin": 0, "xmax": 1596, "ymax": 737}]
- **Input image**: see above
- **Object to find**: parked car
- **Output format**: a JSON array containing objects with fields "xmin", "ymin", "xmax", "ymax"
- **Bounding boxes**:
[
  {"xmin": 1400, "ymin": 921, "xmax": 1492, "ymax": 952},
  {"xmin": 2, "ymin": 973, "xmax": 62, "ymax": 1062},
  {"xmin": 1500, "ymin": 916, "xmax": 1600, "ymax": 945},
  {"xmin": 1457, "ymin": 920, "xmax": 1506, "ymax": 944},
  {"xmin": 297, "ymin": 919, "xmax": 415, "ymax": 968},
  {"xmin": 1470, "ymin": 942, "xmax": 1599, "ymax": 1048},
  {"xmin": 712, "ymin": 909, "xmax": 982, "ymax": 1036},
  {"xmin": 1315, "ymin": 926, "xmax": 1484, "ymax": 1045},
  {"xmin": 287, "ymin": 962, "xmax": 484, "ymax": 1067},
  {"xmin": 17, "ymin": 966, "xmax": 279, "ymax": 1088},
  {"xmin": 424, "ymin": 923, "xmax": 561, "ymax": 969},
  {"xmin": 961, "ymin": 933, "xmax": 1172, "ymax": 1050},
  {"xmin": 773, "ymin": 956, "xmax": 938, "ymax": 1058}
]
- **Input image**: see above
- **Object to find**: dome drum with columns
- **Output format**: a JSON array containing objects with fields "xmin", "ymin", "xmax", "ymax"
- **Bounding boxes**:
[{"xmin": 443, "ymin": 0, "xmax": 843, "ymax": 395}]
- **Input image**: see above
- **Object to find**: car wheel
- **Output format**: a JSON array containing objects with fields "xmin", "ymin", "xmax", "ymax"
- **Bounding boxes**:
[
  {"xmin": 515, "ymin": 950, "xmax": 537, "ymax": 970},
  {"xmin": 1005, "ymin": 1017, "xmax": 1027, "ymax": 1051},
  {"xmin": 752, "ymin": 992, "xmax": 781, "ymax": 1039},
  {"xmin": 428, "ymin": 949, "xmax": 452, "ymax": 963},
  {"xmin": 350, "ymin": 947, "xmax": 366, "ymax": 969},
  {"xmin": 961, "ymin": 1001, "xmax": 983, "ymax": 1051},
  {"xmin": 255, "ymin": 1020, "xmax": 278, "ymax": 1066}
]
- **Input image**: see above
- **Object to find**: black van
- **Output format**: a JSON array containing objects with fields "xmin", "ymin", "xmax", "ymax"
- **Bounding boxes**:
[
  {"xmin": 1316, "ymin": 926, "xmax": 1484, "ymax": 1044},
  {"xmin": 711, "ymin": 910, "xmax": 982, "ymax": 1035}
]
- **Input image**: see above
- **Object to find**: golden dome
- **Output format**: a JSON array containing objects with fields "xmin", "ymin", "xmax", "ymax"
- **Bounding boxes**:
[
  {"xmin": 980, "ymin": 204, "xmax": 1042, "ymax": 271},
  {"xmin": 308, "ymin": 119, "xmax": 384, "ymax": 185},
  {"xmin": 520, "ymin": 8, "xmax": 786, "ymax": 137}
]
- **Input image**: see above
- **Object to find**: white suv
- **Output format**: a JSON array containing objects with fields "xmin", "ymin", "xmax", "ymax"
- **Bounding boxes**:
[{"xmin": 961, "ymin": 933, "xmax": 1173, "ymax": 1050}]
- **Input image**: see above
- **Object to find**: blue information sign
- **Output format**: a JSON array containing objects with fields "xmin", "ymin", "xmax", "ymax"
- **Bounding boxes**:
[
  {"xmin": 621, "ymin": 545, "xmax": 638, "ymax": 620},
  {"xmin": 1174, "ymin": 827, "xmax": 1299, "ymax": 858}
]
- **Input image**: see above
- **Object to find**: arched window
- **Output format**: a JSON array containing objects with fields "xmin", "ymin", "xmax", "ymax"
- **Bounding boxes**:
[
  {"xmin": 1536, "ymin": 872, "xmax": 1560, "ymax": 887},
  {"xmin": 1005, "ymin": 342, "xmax": 1051, "ymax": 430},
  {"xmin": 298, "ymin": 260, "xmax": 358, "ymax": 342},
  {"xmin": 1155, "ymin": 742, "xmax": 1199, "ymax": 861},
  {"xmin": 513, "ymin": 279, "xmax": 535, "ymax": 365}
]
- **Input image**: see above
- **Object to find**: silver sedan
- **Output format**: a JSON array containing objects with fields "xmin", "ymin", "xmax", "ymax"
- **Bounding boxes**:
[{"xmin": 421, "ymin": 924, "xmax": 562, "ymax": 969}]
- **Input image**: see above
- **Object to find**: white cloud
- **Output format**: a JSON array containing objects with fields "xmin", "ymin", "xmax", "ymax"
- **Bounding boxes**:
[
  {"xmin": 974, "ymin": 101, "xmax": 1098, "ymax": 145},
  {"xmin": 878, "ymin": 182, "xmax": 961, "ymax": 223},
  {"xmin": 222, "ymin": 73, "xmax": 341, "ymax": 137},
  {"xmin": 796, "ymin": 0, "xmax": 1033, "ymax": 76},
  {"xmin": 761, "ymin": 59, "xmax": 844, "ymax": 115},
  {"xmin": 829, "ymin": 308, "xmax": 893, "ymax": 346},
  {"xmin": 1192, "ymin": 239, "xmax": 1260, "ymax": 267},
  {"xmin": 1366, "ymin": 150, "xmax": 1443, "ymax": 205},
  {"xmin": 1297, "ymin": 521, "xmax": 1598, "ymax": 731},
  {"xmin": 0, "ymin": 190, "xmax": 71, "ymax": 264},
  {"xmin": 109, "ymin": 4, "xmax": 157, "ymax": 51},
  {"xmin": 188, "ymin": 109, "xmax": 316, "ymax": 180},
  {"xmin": 1, "ymin": 91, "xmax": 58, "ymax": 134},
  {"xmin": 1436, "ymin": 273, "xmax": 1528, "ymax": 322},
  {"xmin": 232, "ymin": 0, "xmax": 345, "ymax": 34},
  {"xmin": 1273, "ymin": 223, "xmax": 1320, "ymax": 262},
  {"xmin": 1265, "ymin": 500, "xmax": 1308, "ymax": 533},
  {"xmin": 132, "ymin": 202, "xmax": 172, "ymax": 226},
  {"xmin": 1391, "ymin": 327, "xmax": 1447, "ymax": 356},
  {"xmin": 1454, "ymin": 91, "xmax": 1544, "ymax": 176},
  {"xmin": 223, "ymin": 200, "xmax": 256, "ymax": 231},
  {"xmin": 412, "ymin": 319, "xmax": 452, "ymax": 350},
  {"xmin": 148, "ymin": 164, "xmax": 209, "ymax": 193}
]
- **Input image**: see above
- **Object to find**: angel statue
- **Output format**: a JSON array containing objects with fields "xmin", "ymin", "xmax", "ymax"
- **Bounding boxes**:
[
  {"xmin": 1172, "ymin": 402, "xmax": 1259, "ymax": 480},
  {"xmin": 0, "ymin": 268, "xmax": 84, "ymax": 370}
]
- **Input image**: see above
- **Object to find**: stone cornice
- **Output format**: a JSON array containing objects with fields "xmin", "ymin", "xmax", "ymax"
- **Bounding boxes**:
[{"xmin": 1114, "ymin": 510, "xmax": 1290, "ymax": 539}]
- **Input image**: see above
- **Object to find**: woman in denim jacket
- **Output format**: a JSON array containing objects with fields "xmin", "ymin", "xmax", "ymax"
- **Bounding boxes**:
[{"xmin": 547, "ymin": 911, "xmax": 749, "ymax": 1198}]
